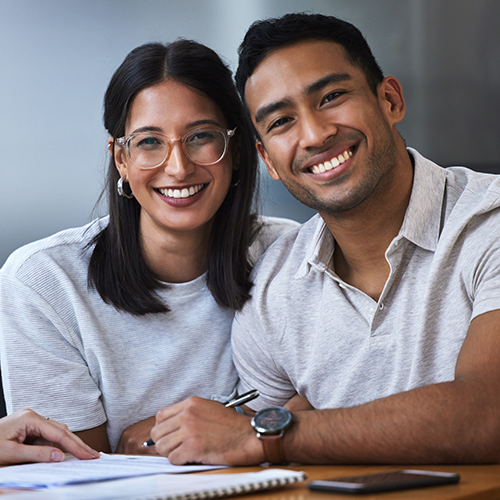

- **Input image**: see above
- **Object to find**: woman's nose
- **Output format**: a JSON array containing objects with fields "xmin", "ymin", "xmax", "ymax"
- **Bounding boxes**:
[{"xmin": 162, "ymin": 143, "xmax": 195, "ymax": 179}]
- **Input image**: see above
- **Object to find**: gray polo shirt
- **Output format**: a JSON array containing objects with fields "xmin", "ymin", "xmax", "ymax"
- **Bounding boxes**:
[{"xmin": 233, "ymin": 148, "xmax": 500, "ymax": 411}]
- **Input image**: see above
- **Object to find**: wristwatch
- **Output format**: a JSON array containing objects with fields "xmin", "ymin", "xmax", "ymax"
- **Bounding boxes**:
[{"xmin": 251, "ymin": 407, "xmax": 293, "ymax": 464}]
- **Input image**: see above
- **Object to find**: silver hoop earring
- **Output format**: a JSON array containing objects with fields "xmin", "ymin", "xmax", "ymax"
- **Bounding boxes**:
[{"xmin": 117, "ymin": 177, "xmax": 134, "ymax": 199}]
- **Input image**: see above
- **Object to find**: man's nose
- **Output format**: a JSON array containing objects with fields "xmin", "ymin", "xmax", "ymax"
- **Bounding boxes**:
[{"xmin": 298, "ymin": 111, "xmax": 338, "ymax": 150}]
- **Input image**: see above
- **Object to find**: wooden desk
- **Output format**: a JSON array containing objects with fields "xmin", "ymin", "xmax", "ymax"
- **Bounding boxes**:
[
  {"xmin": 1, "ymin": 464, "xmax": 499, "ymax": 499},
  {"xmin": 204, "ymin": 464, "xmax": 500, "ymax": 500}
]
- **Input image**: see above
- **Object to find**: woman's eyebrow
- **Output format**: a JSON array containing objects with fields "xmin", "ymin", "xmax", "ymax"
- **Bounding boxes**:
[
  {"xmin": 131, "ymin": 126, "xmax": 163, "ymax": 134},
  {"xmin": 131, "ymin": 120, "xmax": 222, "ymax": 135}
]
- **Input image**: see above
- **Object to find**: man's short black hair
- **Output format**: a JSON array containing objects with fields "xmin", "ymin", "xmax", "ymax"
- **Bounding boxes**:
[{"xmin": 236, "ymin": 12, "xmax": 384, "ymax": 99}]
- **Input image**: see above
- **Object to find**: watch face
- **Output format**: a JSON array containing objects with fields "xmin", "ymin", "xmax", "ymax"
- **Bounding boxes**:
[{"xmin": 252, "ymin": 407, "xmax": 292, "ymax": 434}]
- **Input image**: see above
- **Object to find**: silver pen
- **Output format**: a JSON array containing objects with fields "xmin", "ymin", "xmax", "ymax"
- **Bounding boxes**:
[{"xmin": 223, "ymin": 389, "xmax": 259, "ymax": 408}]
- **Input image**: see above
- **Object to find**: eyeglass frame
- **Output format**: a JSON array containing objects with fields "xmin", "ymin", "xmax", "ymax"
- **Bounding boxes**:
[{"xmin": 115, "ymin": 127, "xmax": 237, "ymax": 169}]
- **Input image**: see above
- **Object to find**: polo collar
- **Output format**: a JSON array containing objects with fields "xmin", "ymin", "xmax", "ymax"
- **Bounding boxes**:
[
  {"xmin": 297, "ymin": 148, "xmax": 447, "ymax": 278},
  {"xmin": 399, "ymin": 148, "xmax": 447, "ymax": 252}
]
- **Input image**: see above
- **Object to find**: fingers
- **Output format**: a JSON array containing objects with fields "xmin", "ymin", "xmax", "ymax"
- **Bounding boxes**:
[
  {"xmin": 150, "ymin": 415, "xmax": 181, "ymax": 458},
  {"xmin": 155, "ymin": 399, "xmax": 186, "ymax": 424},
  {"xmin": 33, "ymin": 416, "xmax": 99, "ymax": 460},
  {"xmin": 151, "ymin": 398, "xmax": 206, "ymax": 461},
  {"xmin": 151, "ymin": 397, "xmax": 252, "ymax": 465},
  {"xmin": 153, "ymin": 404, "xmax": 258, "ymax": 466},
  {"xmin": 117, "ymin": 436, "xmax": 157, "ymax": 455},
  {"xmin": 0, "ymin": 440, "xmax": 66, "ymax": 465},
  {"xmin": 0, "ymin": 409, "xmax": 99, "ymax": 462},
  {"xmin": 116, "ymin": 415, "xmax": 157, "ymax": 455}
]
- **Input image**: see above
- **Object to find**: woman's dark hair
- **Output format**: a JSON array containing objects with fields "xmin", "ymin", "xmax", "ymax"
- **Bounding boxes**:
[
  {"xmin": 88, "ymin": 40, "xmax": 259, "ymax": 315},
  {"xmin": 235, "ymin": 13, "xmax": 384, "ymax": 100}
]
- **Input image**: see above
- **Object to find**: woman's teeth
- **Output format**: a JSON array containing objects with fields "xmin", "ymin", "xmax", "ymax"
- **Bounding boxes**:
[
  {"xmin": 310, "ymin": 149, "xmax": 353, "ymax": 174},
  {"xmin": 159, "ymin": 184, "xmax": 205, "ymax": 199}
]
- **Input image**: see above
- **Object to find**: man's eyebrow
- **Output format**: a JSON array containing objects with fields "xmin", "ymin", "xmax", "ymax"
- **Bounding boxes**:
[
  {"xmin": 254, "ymin": 98, "xmax": 294, "ymax": 125},
  {"xmin": 305, "ymin": 73, "xmax": 352, "ymax": 95},
  {"xmin": 254, "ymin": 73, "xmax": 352, "ymax": 125}
]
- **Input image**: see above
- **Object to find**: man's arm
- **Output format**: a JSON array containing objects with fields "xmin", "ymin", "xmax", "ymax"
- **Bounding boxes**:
[
  {"xmin": 283, "ymin": 309, "xmax": 500, "ymax": 464},
  {"xmin": 152, "ymin": 309, "xmax": 500, "ymax": 465}
]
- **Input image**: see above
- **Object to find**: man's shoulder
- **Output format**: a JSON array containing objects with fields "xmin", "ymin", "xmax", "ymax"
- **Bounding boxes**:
[
  {"xmin": 445, "ymin": 166, "xmax": 500, "ymax": 202},
  {"xmin": 441, "ymin": 166, "xmax": 500, "ymax": 235},
  {"xmin": 409, "ymin": 149, "xmax": 500, "ymax": 233},
  {"xmin": 252, "ymin": 214, "xmax": 322, "ymax": 283}
]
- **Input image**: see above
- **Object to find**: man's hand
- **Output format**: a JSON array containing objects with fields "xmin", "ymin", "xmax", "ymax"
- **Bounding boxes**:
[
  {"xmin": 0, "ymin": 409, "xmax": 99, "ymax": 465},
  {"xmin": 151, "ymin": 397, "xmax": 264, "ymax": 465},
  {"xmin": 116, "ymin": 416, "xmax": 157, "ymax": 455}
]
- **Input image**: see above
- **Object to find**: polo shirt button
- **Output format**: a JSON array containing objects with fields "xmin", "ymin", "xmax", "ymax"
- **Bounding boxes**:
[{"xmin": 379, "ymin": 303, "xmax": 385, "ymax": 310}]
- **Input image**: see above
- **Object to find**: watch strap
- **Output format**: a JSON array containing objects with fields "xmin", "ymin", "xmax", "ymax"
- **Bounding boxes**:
[{"xmin": 257, "ymin": 431, "xmax": 286, "ymax": 464}]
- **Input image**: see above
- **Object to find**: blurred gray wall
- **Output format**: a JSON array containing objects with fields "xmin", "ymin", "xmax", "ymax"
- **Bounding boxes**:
[{"xmin": 1, "ymin": 0, "xmax": 499, "ymax": 267}]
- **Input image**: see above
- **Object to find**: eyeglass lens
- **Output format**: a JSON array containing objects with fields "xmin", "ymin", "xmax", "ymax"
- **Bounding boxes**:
[{"xmin": 127, "ymin": 129, "xmax": 228, "ymax": 168}]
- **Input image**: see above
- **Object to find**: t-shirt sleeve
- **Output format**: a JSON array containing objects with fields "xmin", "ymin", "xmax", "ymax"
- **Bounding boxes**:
[
  {"xmin": 231, "ymin": 295, "xmax": 297, "ymax": 411},
  {"xmin": 0, "ymin": 274, "xmax": 106, "ymax": 431}
]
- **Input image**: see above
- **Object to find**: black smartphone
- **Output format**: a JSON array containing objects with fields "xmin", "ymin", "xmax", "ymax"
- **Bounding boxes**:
[{"xmin": 308, "ymin": 469, "xmax": 460, "ymax": 494}]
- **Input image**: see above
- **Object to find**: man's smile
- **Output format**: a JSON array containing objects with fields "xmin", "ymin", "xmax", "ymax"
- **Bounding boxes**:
[{"xmin": 309, "ymin": 147, "xmax": 354, "ymax": 174}]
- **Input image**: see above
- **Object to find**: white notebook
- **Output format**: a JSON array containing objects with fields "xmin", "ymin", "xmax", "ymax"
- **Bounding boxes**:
[{"xmin": 9, "ymin": 469, "xmax": 306, "ymax": 500}]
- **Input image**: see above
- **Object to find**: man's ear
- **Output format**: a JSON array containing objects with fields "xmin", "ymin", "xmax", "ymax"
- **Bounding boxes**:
[
  {"xmin": 378, "ymin": 76, "xmax": 405, "ymax": 125},
  {"xmin": 109, "ymin": 137, "xmax": 128, "ymax": 179},
  {"xmin": 256, "ymin": 141, "xmax": 280, "ymax": 181}
]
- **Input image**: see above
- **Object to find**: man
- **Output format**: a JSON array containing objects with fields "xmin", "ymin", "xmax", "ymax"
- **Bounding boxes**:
[{"xmin": 150, "ymin": 13, "xmax": 500, "ymax": 465}]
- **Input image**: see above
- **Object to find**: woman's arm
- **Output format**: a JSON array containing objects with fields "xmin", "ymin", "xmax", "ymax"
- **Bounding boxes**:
[{"xmin": 75, "ymin": 423, "xmax": 111, "ymax": 453}]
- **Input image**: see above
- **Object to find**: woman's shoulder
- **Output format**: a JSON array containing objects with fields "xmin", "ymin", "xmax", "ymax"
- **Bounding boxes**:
[{"xmin": 249, "ymin": 215, "xmax": 301, "ymax": 264}]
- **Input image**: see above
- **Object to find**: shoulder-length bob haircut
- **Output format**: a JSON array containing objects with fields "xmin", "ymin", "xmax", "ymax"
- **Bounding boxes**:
[{"xmin": 88, "ymin": 40, "xmax": 259, "ymax": 315}]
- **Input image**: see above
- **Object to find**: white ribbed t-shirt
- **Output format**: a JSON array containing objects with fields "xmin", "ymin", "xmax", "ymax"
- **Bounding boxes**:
[{"xmin": 0, "ymin": 215, "xmax": 298, "ymax": 450}]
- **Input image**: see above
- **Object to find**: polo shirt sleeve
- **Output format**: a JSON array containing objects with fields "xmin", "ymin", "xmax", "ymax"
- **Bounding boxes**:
[
  {"xmin": 0, "ymin": 273, "xmax": 106, "ymax": 432},
  {"xmin": 462, "ymin": 209, "xmax": 500, "ymax": 321},
  {"xmin": 470, "ymin": 251, "xmax": 500, "ymax": 320}
]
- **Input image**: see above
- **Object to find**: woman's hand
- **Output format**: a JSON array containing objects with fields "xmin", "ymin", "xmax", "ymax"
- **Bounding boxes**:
[{"xmin": 0, "ymin": 409, "xmax": 99, "ymax": 465}]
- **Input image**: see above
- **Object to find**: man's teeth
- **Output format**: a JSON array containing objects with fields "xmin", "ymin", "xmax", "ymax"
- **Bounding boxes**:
[
  {"xmin": 159, "ymin": 184, "xmax": 205, "ymax": 199},
  {"xmin": 310, "ymin": 149, "xmax": 353, "ymax": 174}
]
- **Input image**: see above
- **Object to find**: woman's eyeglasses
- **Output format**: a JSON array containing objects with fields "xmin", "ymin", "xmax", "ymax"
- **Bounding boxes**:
[{"xmin": 116, "ymin": 128, "xmax": 236, "ymax": 169}]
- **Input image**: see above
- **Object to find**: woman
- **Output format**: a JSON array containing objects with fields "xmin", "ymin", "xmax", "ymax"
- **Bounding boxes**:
[{"xmin": 0, "ymin": 41, "xmax": 297, "ymax": 454}]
